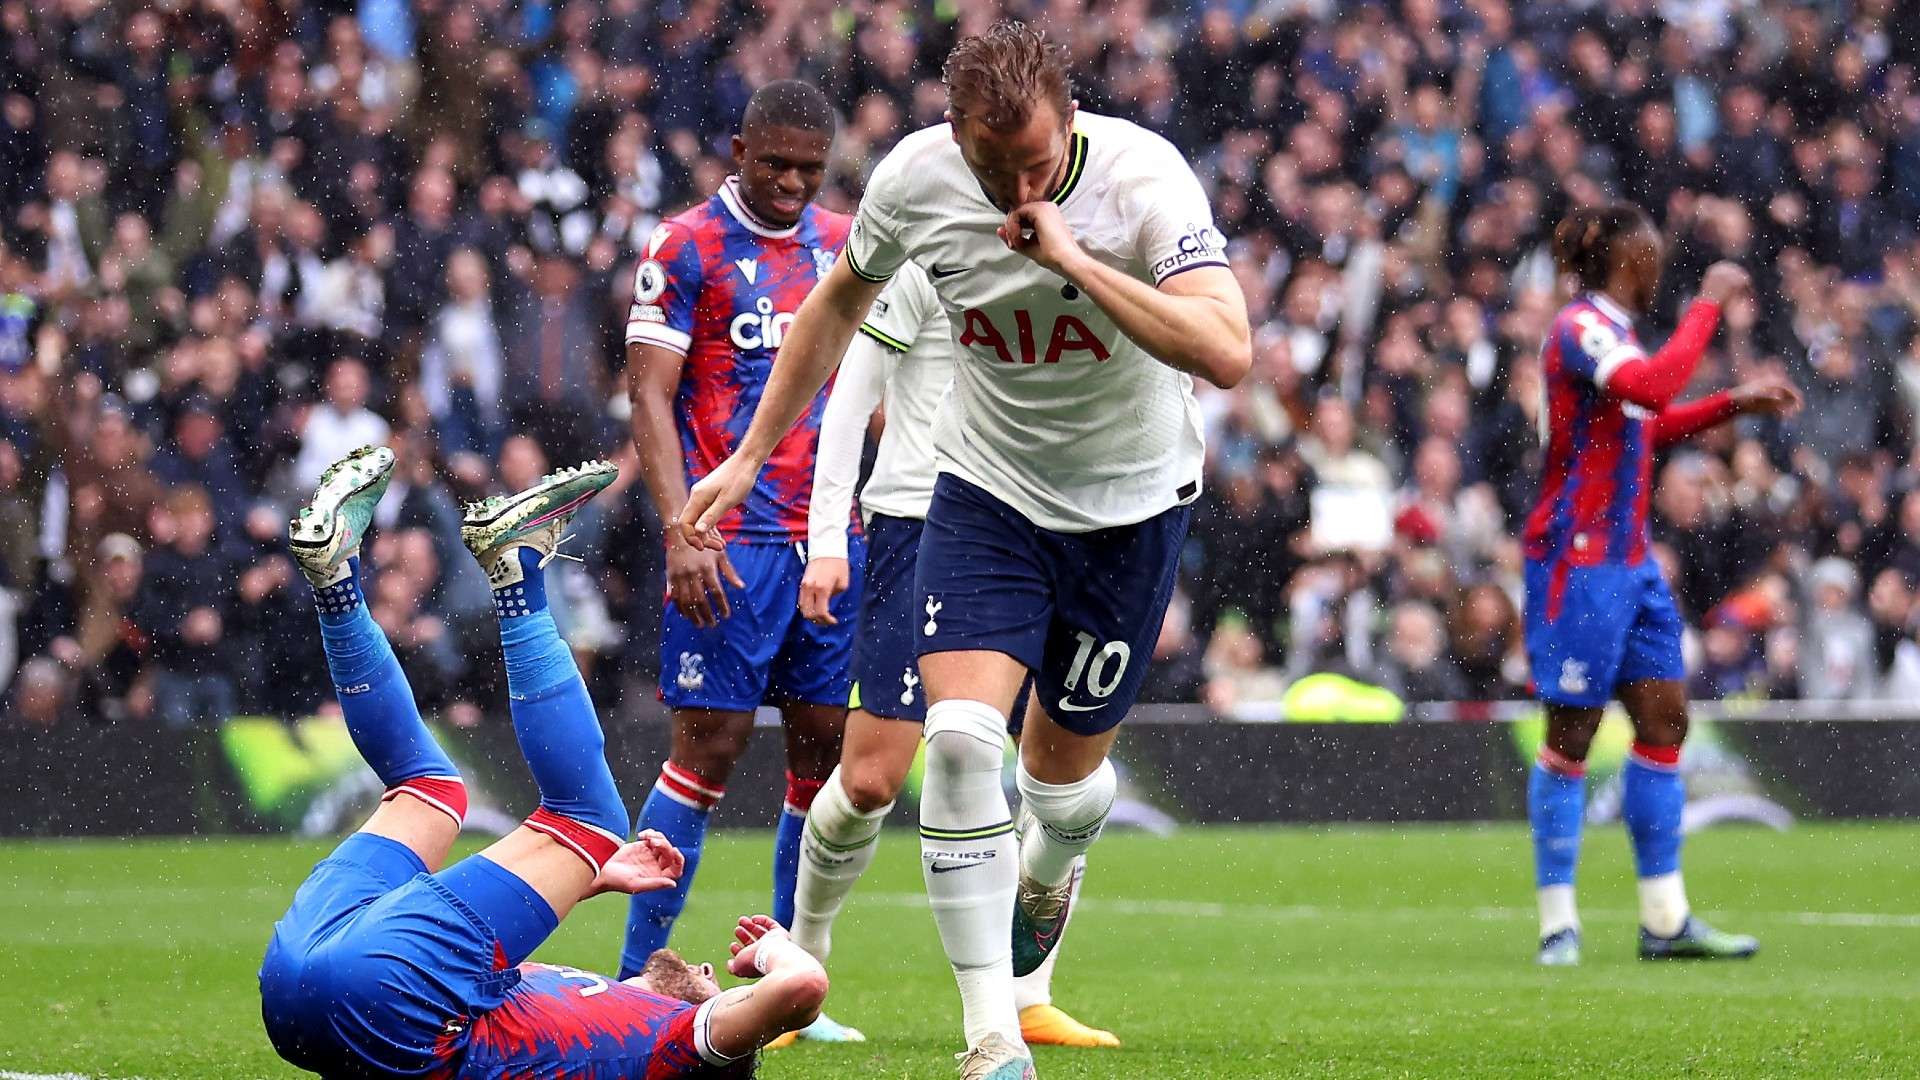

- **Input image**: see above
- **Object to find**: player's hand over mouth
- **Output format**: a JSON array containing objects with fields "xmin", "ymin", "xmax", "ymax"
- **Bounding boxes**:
[{"xmin": 1000, "ymin": 201, "xmax": 1087, "ymax": 277}]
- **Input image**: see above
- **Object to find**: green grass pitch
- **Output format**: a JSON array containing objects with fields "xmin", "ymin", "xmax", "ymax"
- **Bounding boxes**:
[{"xmin": 4, "ymin": 824, "xmax": 1916, "ymax": 1078}]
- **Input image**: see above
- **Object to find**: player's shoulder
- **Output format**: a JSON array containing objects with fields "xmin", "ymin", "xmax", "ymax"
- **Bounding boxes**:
[
  {"xmin": 647, "ymin": 202, "xmax": 722, "ymax": 262},
  {"xmin": 1078, "ymin": 111, "xmax": 1194, "ymax": 178},
  {"xmin": 868, "ymin": 123, "xmax": 966, "ymax": 195},
  {"xmin": 802, "ymin": 204, "xmax": 853, "ymax": 244}
]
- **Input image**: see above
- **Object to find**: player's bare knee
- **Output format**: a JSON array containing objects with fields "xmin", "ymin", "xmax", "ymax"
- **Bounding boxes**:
[
  {"xmin": 1545, "ymin": 708, "xmax": 1604, "ymax": 761},
  {"xmin": 670, "ymin": 711, "xmax": 753, "ymax": 783},
  {"xmin": 841, "ymin": 766, "xmax": 902, "ymax": 813},
  {"xmin": 1631, "ymin": 712, "xmax": 1688, "ymax": 747}
]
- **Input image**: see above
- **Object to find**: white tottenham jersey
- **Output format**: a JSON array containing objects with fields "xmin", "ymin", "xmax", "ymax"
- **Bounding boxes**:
[
  {"xmin": 807, "ymin": 262, "xmax": 952, "ymax": 560},
  {"xmin": 844, "ymin": 111, "xmax": 1229, "ymax": 532}
]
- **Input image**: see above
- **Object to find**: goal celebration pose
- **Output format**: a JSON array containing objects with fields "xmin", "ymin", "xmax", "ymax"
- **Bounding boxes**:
[
  {"xmin": 680, "ymin": 22, "xmax": 1251, "ymax": 1079},
  {"xmin": 259, "ymin": 447, "xmax": 827, "ymax": 1078},
  {"xmin": 1523, "ymin": 205, "xmax": 1800, "ymax": 966},
  {"xmin": 791, "ymin": 260, "xmax": 1119, "ymax": 1049}
]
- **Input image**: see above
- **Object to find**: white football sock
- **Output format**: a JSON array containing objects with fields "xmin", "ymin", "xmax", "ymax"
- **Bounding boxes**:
[
  {"xmin": 1016, "ymin": 758, "xmax": 1115, "ymax": 888},
  {"xmin": 1537, "ymin": 883, "xmax": 1579, "ymax": 938},
  {"xmin": 1013, "ymin": 856, "xmax": 1083, "ymax": 1011},
  {"xmin": 1638, "ymin": 871, "xmax": 1689, "ymax": 937},
  {"xmin": 920, "ymin": 699, "xmax": 1022, "ymax": 1049},
  {"xmin": 791, "ymin": 767, "xmax": 890, "ymax": 963}
]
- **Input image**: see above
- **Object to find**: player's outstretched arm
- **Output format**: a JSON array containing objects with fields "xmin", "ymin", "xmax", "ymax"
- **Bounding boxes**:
[
  {"xmin": 681, "ymin": 259, "xmax": 885, "ymax": 547},
  {"xmin": 703, "ymin": 916, "xmax": 832, "ymax": 1058},
  {"xmin": 1600, "ymin": 262, "xmax": 1750, "ymax": 410},
  {"xmin": 1650, "ymin": 374, "xmax": 1802, "ymax": 450},
  {"xmin": 1002, "ymin": 201, "xmax": 1252, "ymax": 388}
]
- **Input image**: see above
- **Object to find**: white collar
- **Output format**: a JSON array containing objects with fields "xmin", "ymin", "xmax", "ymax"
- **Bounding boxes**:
[
  {"xmin": 718, "ymin": 176, "xmax": 800, "ymax": 239},
  {"xmin": 1587, "ymin": 293, "xmax": 1634, "ymax": 326}
]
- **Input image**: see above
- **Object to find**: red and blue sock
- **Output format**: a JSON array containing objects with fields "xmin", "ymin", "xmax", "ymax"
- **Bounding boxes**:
[
  {"xmin": 621, "ymin": 761, "xmax": 724, "ymax": 979},
  {"xmin": 773, "ymin": 772, "xmax": 825, "ymax": 928},
  {"xmin": 496, "ymin": 551, "xmax": 628, "ymax": 874},
  {"xmin": 1528, "ymin": 745, "xmax": 1586, "ymax": 888},
  {"xmin": 314, "ymin": 555, "xmax": 464, "ymax": 825},
  {"xmin": 1622, "ymin": 742, "xmax": 1684, "ymax": 878}
]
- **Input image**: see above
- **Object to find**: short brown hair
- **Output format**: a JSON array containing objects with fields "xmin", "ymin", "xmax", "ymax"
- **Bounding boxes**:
[{"xmin": 943, "ymin": 21, "xmax": 1072, "ymax": 131}]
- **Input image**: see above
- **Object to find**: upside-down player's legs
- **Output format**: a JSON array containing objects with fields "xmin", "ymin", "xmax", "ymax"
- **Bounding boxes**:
[
  {"xmin": 291, "ymin": 446, "xmax": 469, "ymax": 869},
  {"xmin": 445, "ymin": 458, "xmax": 633, "ymax": 936}
]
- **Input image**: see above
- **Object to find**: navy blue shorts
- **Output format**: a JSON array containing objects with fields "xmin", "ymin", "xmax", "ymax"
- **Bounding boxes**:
[
  {"xmin": 1524, "ymin": 557, "xmax": 1685, "ymax": 708},
  {"xmin": 259, "ymin": 835, "xmax": 522, "ymax": 1077},
  {"xmin": 659, "ymin": 537, "xmax": 865, "ymax": 711},
  {"xmin": 852, "ymin": 514, "xmax": 928, "ymax": 721},
  {"xmin": 914, "ymin": 473, "xmax": 1191, "ymax": 736}
]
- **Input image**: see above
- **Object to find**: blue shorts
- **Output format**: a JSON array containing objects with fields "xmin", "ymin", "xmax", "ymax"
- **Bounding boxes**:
[
  {"xmin": 659, "ymin": 537, "xmax": 865, "ymax": 711},
  {"xmin": 914, "ymin": 473, "xmax": 1191, "ymax": 736},
  {"xmin": 258, "ymin": 836, "xmax": 529, "ymax": 1077},
  {"xmin": 1524, "ymin": 557, "xmax": 1685, "ymax": 708},
  {"xmin": 852, "ymin": 514, "xmax": 927, "ymax": 721}
]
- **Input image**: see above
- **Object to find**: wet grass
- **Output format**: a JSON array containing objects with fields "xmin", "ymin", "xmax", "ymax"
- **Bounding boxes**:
[{"xmin": 3, "ymin": 823, "xmax": 1915, "ymax": 1077}]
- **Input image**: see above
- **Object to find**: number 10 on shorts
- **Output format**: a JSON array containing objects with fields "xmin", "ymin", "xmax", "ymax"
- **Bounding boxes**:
[{"xmin": 1063, "ymin": 631, "xmax": 1130, "ymax": 701}]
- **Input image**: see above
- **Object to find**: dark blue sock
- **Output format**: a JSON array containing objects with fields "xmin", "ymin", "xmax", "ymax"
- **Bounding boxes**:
[
  {"xmin": 436, "ymin": 854, "xmax": 560, "ymax": 966},
  {"xmin": 620, "ymin": 771, "xmax": 716, "ymax": 978},
  {"xmin": 1623, "ymin": 746, "xmax": 1685, "ymax": 878},
  {"xmin": 772, "ymin": 805, "xmax": 804, "ymax": 928},
  {"xmin": 1528, "ymin": 758, "xmax": 1586, "ymax": 888},
  {"xmin": 315, "ymin": 556, "xmax": 456, "ymax": 788}
]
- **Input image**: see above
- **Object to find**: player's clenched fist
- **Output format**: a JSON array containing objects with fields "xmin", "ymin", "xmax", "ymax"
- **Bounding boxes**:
[
  {"xmin": 1000, "ymin": 201, "xmax": 1085, "ymax": 275},
  {"xmin": 1699, "ymin": 261, "xmax": 1752, "ymax": 305}
]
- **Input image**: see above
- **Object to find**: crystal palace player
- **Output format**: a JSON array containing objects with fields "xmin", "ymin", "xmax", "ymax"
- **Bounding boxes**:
[
  {"xmin": 680, "ymin": 24, "xmax": 1251, "ymax": 1079},
  {"xmin": 790, "ymin": 261, "xmax": 1119, "ymax": 1050},
  {"xmin": 623, "ymin": 79, "xmax": 862, "ymax": 1044},
  {"xmin": 261, "ymin": 447, "xmax": 829, "ymax": 1078},
  {"xmin": 1524, "ymin": 205, "xmax": 1800, "ymax": 966}
]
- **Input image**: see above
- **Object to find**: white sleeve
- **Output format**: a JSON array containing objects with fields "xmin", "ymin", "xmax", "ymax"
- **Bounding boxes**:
[
  {"xmin": 807, "ymin": 331, "xmax": 894, "ymax": 560},
  {"xmin": 691, "ymin": 996, "xmax": 743, "ymax": 1066},
  {"xmin": 1132, "ymin": 145, "xmax": 1230, "ymax": 284},
  {"xmin": 844, "ymin": 145, "xmax": 912, "ymax": 283}
]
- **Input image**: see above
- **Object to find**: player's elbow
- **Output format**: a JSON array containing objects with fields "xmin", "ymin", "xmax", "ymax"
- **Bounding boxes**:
[
  {"xmin": 1198, "ymin": 335, "xmax": 1253, "ymax": 389},
  {"xmin": 767, "ymin": 966, "xmax": 830, "ymax": 1028}
]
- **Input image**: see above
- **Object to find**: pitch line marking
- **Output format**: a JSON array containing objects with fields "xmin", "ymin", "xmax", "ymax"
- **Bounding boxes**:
[{"xmin": 701, "ymin": 890, "xmax": 1920, "ymax": 929}]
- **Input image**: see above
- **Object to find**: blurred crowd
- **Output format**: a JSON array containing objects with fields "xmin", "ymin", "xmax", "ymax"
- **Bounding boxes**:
[{"xmin": 4, "ymin": 0, "xmax": 1920, "ymax": 730}]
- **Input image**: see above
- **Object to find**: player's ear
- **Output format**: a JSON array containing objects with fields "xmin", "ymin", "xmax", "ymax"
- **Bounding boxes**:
[
  {"xmin": 1064, "ymin": 99, "xmax": 1078, "ymax": 130},
  {"xmin": 945, "ymin": 111, "xmax": 960, "ymax": 143},
  {"xmin": 730, "ymin": 133, "xmax": 748, "ymax": 170}
]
